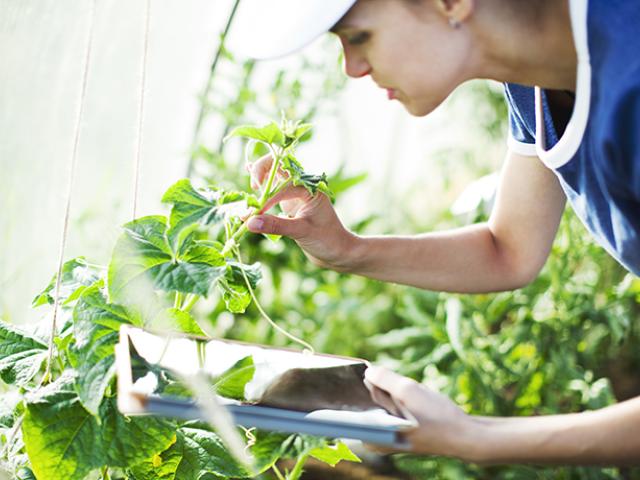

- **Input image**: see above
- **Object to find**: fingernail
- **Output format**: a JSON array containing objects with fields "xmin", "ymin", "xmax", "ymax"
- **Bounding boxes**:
[{"xmin": 247, "ymin": 217, "xmax": 263, "ymax": 231}]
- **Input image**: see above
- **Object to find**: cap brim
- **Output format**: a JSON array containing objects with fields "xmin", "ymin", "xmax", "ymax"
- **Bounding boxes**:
[{"xmin": 227, "ymin": 0, "xmax": 357, "ymax": 60}]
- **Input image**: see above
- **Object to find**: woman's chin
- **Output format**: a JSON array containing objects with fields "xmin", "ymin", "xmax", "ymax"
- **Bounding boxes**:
[
  {"xmin": 401, "ymin": 97, "xmax": 441, "ymax": 117},
  {"xmin": 402, "ymin": 100, "xmax": 434, "ymax": 117}
]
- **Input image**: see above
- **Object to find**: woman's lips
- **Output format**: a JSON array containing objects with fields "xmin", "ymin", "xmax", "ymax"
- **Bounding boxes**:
[{"xmin": 386, "ymin": 88, "xmax": 396, "ymax": 100}]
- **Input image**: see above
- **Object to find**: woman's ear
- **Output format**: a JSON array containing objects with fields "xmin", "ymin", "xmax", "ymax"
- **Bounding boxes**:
[{"xmin": 434, "ymin": 0, "xmax": 475, "ymax": 25}]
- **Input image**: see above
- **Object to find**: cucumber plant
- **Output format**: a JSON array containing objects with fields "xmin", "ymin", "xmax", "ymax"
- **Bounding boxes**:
[{"xmin": 0, "ymin": 118, "xmax": 359, "ymax": 480}]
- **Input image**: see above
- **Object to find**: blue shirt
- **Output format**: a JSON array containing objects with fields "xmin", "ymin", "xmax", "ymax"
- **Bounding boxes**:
[{"xmin": 504, "ymin": 0, "xmax": 640, "ymax": 276}]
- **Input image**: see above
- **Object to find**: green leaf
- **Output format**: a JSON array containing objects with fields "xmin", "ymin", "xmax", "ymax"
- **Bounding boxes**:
[
  {"xmin": 217, "ymin": 190, "xmax": 260, "ymax": 210},
  {"xmin": 162, "ymin": 180, "xmax": 261, "ymax": 252},
  {"xmin": 32, "ymin": 257, "xmax": 102, "ymax": 308},
  {"xmin": 247, "ymin": 431, "xmax": 290, "ymax": 474},
  {"xmin": 0, "ymin": 390, "xmax": 22, "ymax": 428},
  {"xmin": 216, "ymin": 261, "xmax": 262, "ymax": 314},
  {"xmin": 224, "ymin": 122, "xmax": 284, "ymax": 147},
  {"xmin": 165, "ymin": 308, "xmax": 206, "ymax": 336},
  {"xmin": 227, "ymin": 261, "xmax": 262, "ymax": 290},
  {"xmin": 15, "ymin": 467, "xmax": 37, "ymax": 480},
  {"xmin": 280, "ymin": 434, "xmax": 326, "ymax": 458},
  {"xmin": 182, "ymin": 242, "xmax": 226, "ymax": 267},
  {"xmin": 279, "ymin": 117, "xmax": 312, "ymax": 148},
  {"xmin": 129, "ymin": 427, "xmax": 249, "ymax": 480},
  {"xmin": 72, "ymin": 284, "xmax": 138, "ymax": 415},
  {"xmin": 219, "ymin": 281, "xmax": 251, "ymax": 314},
  {"xmin": 22, "ymin": 375, "xmax": 175, "ymax": 480},
  {"xmin": 0, "ymin": 321, "xmax": 47, "ymax": 387},
  {"xmin": 108, "ymin": 216, "xmax": 227, "ymax": 302},
  {"xmin": 280, "ymin": 154, "xmax": 333, "ymax": 199},
  {"xmin": 309, "ymin": 441, "xmax": 361, "ymax": 467},
  {"xmin": 293, "ymin": 123, "xmax": 312, "ymax": 141},
  {"xmin": 162, "ymin": 180, "xmax": 226, "ymax": 251},
  {"xmin": 213, "ymin": 356, "xmax": 254, "ymax": 400}
]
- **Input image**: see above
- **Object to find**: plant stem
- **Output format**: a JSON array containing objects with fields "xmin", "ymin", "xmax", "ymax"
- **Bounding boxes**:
[
  {"xmin": 271, "ymin": 464, "xmax": 286, "ymax": 480},
  {"xmin": 174, "ymin": 292, "xmax": 184, "ymax": 309},
  {"xmin": 183, "ymin": 294, "xmax": 201, "ymax": 313},
  {"xmin": 197, "ymin": 340, "xmax": 206, "ymax": 369},
  {"xmin": 222, "ymin": 224, "xmax": 248, "ymax": 256},
  {"xmin": 101, "ymin": 466, "xmax": 110, "ymax": 480},
  {"xmin": 56, "ymin": 355, "xmax": 65, "ymax": 374},
  {"xmin": 268, "ymin": 176, "xmax": 292, "ymax": 199},
  {"xmin": 259, "ymin": 146, "xmax": 282, "ymax": 205},
  {"xmin": 233, "ymin": 246, "xmax": 314, "ymax": 353},
  {"xmin": 220, "ymin": 175, "xmax": 292, "ymax": 257},
  {"xmin": 287, "ymin": 453, "xmax": 309, "ymax": 480}
]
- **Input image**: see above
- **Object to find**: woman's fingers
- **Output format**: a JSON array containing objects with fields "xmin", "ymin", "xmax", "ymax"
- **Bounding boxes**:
[
  {"xmin": 246, "ymin": 214, "xmax": 308, "ymax": 239},
  {"xmin": 259, "ymin": 184, "xmax": 314, "ymax": 215},
  {"xmin": 365, "ymin": 366, "xmax": 421, "ymax": 404},
  {"xmin": 363, "ymin": 379, "xmax": 402, "ymax": 416},
  {"xmin": 247, "ymin": 154, "xmax": 288, "ymax": 191},
  {"xmin": 247, "ymin": 155, "xmax": 272, "ymax": 189}
]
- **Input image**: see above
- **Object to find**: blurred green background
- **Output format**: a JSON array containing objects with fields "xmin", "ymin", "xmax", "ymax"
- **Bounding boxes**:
[{"xmin": 1, "ymin": 1, "xmax": 639, "ymax": 478}]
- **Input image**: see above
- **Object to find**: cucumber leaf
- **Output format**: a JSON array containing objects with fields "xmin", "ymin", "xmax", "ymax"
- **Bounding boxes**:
[
  {"xmin": 218, "ymin": 281, "xmax": 251, "ymax": 314},
  {"xmin": 162, "ymin": 179, "xmax": 260, "ymax": 253},
  {"xmin": 213, "ymin": 355, "xmax": 254, "ymax": 401},
  {"xmin": 309, "ymin": 441, "xmax": 361, "ymax": 467},
  {"xmin": 224, "ymin": 122, "xmax": 284, "ymax": 147},
  {"xmin": 0, "ymin": 321, "xmax": 47, "ymax": 387},
  {"xmin": 165, "ymin": 308, "xmax": 206, "ymax": 336},
  {"xmin": 216, "ymin": 261, "xmax": 262, "ymax": 314},
  {"xmin": 108, "ymin": 216, "xmax": 227, "ymax": 302},
  {"xmin": 32, "ymin": 257, "xmax": 102, "ymax": 308},
  {"xmin": 280, "ymin": 154, "xmax": 332, "ymax": 199},
  {"xmin": 226, "ymin": 261, "xmax": 262, "ymax": 290},
  {"xmin": 0, "ymin": 390, "xmax": 23, "ymax": 428},
  {"xmin": 22, "ymin": 374, "xmax": 175, "ymax": 480},
  {"xmin": 129, "ymin": 427, "xmax": 250, "ymax": 480},
  {"xmin": 72, "ymin": 283, "xmax": 139, "ymax": 415},
  {"xmin": 15, "ymin": 468, "xmax": 36, "ymax": 480},
  {"xmin": 247, "ymin": 431, "xmax": 291, "ymax": 474},
  {"xmin": 162, "ymin": 180, "xmax": 225, "ymax": 251}
]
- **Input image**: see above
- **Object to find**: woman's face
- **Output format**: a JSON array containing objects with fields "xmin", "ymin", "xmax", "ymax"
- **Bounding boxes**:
[{"xmin": 332, "ymin": 0, "xmax": 473, "ymax": 116}]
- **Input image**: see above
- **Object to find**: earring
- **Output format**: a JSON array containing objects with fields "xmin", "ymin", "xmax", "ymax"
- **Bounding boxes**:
[{"xmin": 449, "ymin": 18, "xmax": 461, "ymax": 29}]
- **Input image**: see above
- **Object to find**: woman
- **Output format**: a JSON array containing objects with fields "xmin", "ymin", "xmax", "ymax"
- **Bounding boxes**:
[{"xmin": 230, "ymin": 0, "xmax": 640, "ymax": 464}]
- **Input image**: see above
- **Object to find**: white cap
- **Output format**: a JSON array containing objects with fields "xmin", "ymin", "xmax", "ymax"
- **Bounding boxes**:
[{"xmin": 227, "ymin": 0, "xmax": 357, "ymax": 60}]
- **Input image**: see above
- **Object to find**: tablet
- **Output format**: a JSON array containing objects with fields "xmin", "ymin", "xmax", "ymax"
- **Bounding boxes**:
[{"xmin": 115, "ymin": 326, "xmax": 416, "ymax": 447}]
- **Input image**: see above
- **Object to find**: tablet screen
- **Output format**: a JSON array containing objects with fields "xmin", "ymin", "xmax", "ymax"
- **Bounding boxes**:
[{"xmin": 126, "ymin": 328, "xmax": 379, "ymax": 413}]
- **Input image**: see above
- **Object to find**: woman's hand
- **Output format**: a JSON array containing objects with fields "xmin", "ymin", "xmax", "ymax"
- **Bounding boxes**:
[
  {"xmin": 246, "ymin": 155, "xmax": 359, "ymax": 271},
  {"xmin": 366, "ymin": 366, "xmax": 640, "ymax": 465},
  {"xmin": 364, "ymin": 366, "xmax": 474, "ymax": 459}
]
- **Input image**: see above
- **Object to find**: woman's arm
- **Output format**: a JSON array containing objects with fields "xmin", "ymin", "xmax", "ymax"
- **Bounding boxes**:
[
  {"xmin": 365, "ymin": 366, "xmax": 640, "ymax": 465},
  {"xmin": 468, "ymin": 399, "xmax": 640, "ymax": 465},
  {"xmin": 247, "ymin": 149, "xmax": 566, "ymax": 293},
  {"xmin": 346, "ymin": 149, "xmax": 566, "ymax": 292}
]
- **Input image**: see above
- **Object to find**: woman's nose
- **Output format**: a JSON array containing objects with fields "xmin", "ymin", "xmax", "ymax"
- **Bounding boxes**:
[{"xmin": 342, "ymin": 45, "xmax": 372, "ymax": 79}]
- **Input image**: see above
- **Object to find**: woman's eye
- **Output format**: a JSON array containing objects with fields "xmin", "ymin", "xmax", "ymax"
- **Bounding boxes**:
[{"xmin": 347, "ymin": 32, "xmax": 370, "ymax": 45}]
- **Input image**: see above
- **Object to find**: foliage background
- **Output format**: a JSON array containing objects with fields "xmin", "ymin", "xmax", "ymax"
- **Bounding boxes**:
[{"xmin": 1, "ymin": 1, "xmax": 639, "ymax": 478}]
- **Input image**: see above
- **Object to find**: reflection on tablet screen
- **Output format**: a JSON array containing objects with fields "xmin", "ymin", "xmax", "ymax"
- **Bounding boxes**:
[{"xmin": 127, "ymin": 328, "xmax": 381, "ymax": 413}]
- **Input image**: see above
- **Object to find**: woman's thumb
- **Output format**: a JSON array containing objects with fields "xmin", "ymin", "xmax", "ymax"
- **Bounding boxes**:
[{"xmin": 246, "ymin": 215, "xmax": 305, "ymax": 239}]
